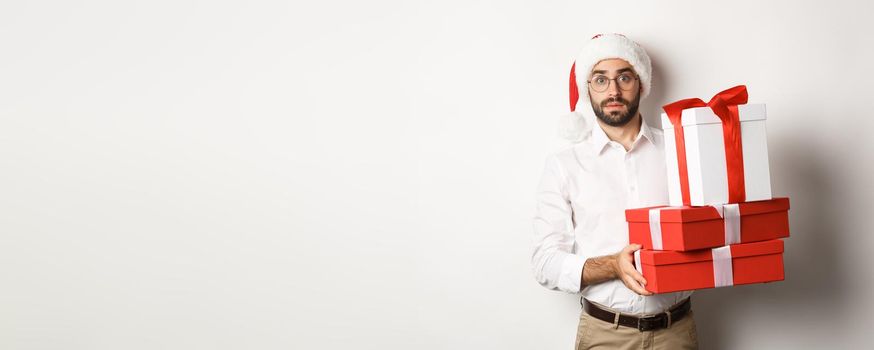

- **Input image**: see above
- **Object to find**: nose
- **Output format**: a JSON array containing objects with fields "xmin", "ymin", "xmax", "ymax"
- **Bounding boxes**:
[{"xmin": 607, "ymin": 79, "xmax": 622, "ymax": 98}]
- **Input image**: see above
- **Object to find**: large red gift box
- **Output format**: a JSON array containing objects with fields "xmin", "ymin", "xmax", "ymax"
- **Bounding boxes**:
[
  {"xmin": 625, "ymin": 197, "xmax": 790, "ymax": 251},
  {"xmin": 634, "ymin": 239, "xmax": 785, "ymax": 294}
]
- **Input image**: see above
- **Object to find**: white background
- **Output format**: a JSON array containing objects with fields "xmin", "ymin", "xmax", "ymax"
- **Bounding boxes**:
[{"xmin": 2, "ymin": 1, "xmax": 873, "ymax": 349}]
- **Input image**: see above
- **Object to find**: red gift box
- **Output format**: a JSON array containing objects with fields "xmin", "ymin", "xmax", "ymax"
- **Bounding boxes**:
[
  {"xmin": 634, "ymin": 239, "xmax": 785, "ymax": 294},
  {"xmin": 626, "ymin": 197, "xmax": 790, "ymax": 251}
]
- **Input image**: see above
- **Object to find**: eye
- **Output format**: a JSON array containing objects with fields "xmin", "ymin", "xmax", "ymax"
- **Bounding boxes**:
[
  {"xmin": 593, "ymin": 76, "xmax": 608, "ymax": 85},
  {"xmin": 618, "ymin": 74, "xmax": 633, "ymax": 83}
]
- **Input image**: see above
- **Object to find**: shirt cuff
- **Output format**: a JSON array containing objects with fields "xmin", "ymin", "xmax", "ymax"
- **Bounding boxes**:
[{"xmin": 559, "ymin": 254, "xmax": 588, "ymax": 293}]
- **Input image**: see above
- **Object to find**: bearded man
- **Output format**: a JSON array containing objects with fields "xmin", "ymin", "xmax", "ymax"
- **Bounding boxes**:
[{"xmin": 532, "ymin": 34, "xmax": 698, "ymax": 349}]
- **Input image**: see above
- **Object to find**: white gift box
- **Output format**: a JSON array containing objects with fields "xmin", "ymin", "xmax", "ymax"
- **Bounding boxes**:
[{"xmin": 661, "ymin": 103, "xmax": 772, "ymax": 206}]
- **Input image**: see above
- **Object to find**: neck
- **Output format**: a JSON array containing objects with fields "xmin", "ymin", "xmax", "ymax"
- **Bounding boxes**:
[{"xmin": 597, "ymin": 113, "xmax": 642, "ymax": 151}]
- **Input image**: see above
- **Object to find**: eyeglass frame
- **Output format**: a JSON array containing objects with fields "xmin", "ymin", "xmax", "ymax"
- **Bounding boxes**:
[{"xmin": 586, "ymin": 73, "xmax": 640, "ymax": 93}]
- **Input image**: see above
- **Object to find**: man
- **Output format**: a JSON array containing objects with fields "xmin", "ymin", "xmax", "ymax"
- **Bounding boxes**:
[{"xmin": 532, "ymin": 34, "xmax": 698, "ymax": 349}]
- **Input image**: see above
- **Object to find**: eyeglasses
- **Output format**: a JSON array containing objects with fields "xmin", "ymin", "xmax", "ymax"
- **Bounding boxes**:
[{"xmin": 587, "ymin": 73, "xmax": 639, "ymax": 93}]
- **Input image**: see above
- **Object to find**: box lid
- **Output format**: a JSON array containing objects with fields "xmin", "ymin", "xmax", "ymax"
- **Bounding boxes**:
[
  {"xmin": 639, "ymin": 239, "xmax": 784, "ymax": 266},
  {"xmin": 625, "ymin": 197, "xmax": 790, "ymax": 223},
  {"xmin": 660, "ymin": 103, "xmax": 766, "ymax": 128}
]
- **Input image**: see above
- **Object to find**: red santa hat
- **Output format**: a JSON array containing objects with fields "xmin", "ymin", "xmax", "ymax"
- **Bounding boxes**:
[{"xmin": 559, "ymin": 33, "xmax": 653, "ymax": 143}]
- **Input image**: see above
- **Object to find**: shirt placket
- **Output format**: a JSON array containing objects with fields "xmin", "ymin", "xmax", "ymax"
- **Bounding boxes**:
[
  {"xmin": 625, "ymin": 151, "xmax": 640, "ymax": 208},
  {"xmin": 624, "ymin": 147, "xmax": 646, "ymax": 313}
]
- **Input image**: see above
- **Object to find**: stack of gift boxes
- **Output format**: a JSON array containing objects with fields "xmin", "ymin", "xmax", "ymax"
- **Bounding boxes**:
[{"xmin": 625, "ymin": 86, "xmax": 790, "ymax": 294}]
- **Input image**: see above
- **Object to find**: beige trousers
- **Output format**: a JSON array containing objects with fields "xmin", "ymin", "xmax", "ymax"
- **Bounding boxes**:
[{"xmin": 575, "ymin": 309, "xmax": 698, "ymax": 350}]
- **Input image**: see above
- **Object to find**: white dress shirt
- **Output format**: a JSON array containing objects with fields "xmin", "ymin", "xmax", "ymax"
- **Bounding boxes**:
[{"xmin": 531, "ymin": 118, "xmax": 692, "ymax": 314}]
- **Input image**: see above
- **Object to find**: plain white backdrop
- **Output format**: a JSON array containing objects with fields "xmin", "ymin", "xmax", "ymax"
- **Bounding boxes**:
[{"xmin": 2, "ymin": 0, "xmax": 873, "ymax": 349}]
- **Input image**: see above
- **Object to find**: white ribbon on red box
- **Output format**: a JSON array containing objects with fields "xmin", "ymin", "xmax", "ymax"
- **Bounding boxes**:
[
  {"xmin": 647, "ymin": 204, "xmax": 742, "ymax": 250},
  {"xmin": 634, "ymin": 250, "xmax": 643, "ymax": 275},
  {"xmin": 640, "ymin": 204, "xmax": 740, "ymax": 290},
  {"xmin": 632, "ymin": 246, "xmax": 735, "ymax": 289},
  {"xmin": 710, "ymin": 203, "xmax": 741, "ymax": 245},
  {"xmin": 711, "ymin": 246, "xmax": 734, "ymax": 287},
  {"xmin": 648, "ymin": 208, "xmax": 665, "ymax": 250}
]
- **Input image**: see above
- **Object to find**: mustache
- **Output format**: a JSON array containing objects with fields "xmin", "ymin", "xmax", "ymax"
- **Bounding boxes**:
[{"xmin": 600, "ymin": 98, "xmax": 629, "ymax": 107}]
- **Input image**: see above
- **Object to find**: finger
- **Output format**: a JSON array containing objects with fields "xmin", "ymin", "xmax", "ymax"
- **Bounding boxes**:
[
  {"xmin": 623, "ymin": 244, "xmax": 641, "ymax": 254},
  {"xmin": 630, "ymin": 269, "xmax": 648, "ymax": 287},
  {"xmin": 620, "ymin": 262, "xmax": 645, "ymax": 283},
  {"xmin": 622, "ymin": 275, "xmax": 652, "ymax": 296},
  {"xmin": 620, "ymin": 248, "xmax": 644, "ymax": 273},
  {"xmin": 623, "ymin": 267, "xmax": 649, "ymax": 292},
  {"xmin": 621, "ymin": 267, "xmax": 651, "ymax": 294},
  {"xmin": 627, "ymin": 274, "xmax": 653, "ymax": 296}
]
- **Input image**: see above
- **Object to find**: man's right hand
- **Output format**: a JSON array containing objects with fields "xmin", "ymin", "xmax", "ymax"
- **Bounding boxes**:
[
  {"xmin": 612, "ymin": 244, "xmax": 652, "ymax": 296},
  {"xmin": 581, "ymin": 244, "xmax": 653, "ymax": 296}
]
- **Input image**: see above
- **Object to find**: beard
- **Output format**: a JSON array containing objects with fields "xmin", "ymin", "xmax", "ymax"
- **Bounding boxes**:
[{"xmin": 592, "ymin": 93, "xmax": 641, "ymax": 127}]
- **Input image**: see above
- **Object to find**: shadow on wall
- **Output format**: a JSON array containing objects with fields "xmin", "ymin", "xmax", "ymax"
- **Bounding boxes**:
[
  {"xmin": 692, "ymin": 131, "xmax": 851, "ymax": 349},
  {"xmin": 639, "ymin": 54, "xmax": 668, "ymax": 129},
  {"xmin": 631, "ymin": 47, "xmax": 848, "ymax": 348}
]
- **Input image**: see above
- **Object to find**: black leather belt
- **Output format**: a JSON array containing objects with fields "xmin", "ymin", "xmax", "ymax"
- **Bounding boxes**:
[{"xmin": 582, "ymin": 297, "xmax": 691, "ymax": 332}]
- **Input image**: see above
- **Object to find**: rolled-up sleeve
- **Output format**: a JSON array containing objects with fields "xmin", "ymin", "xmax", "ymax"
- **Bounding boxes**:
[{"xmin": 531, "ymin": 155, "xmax": 587, "ymax": 293}]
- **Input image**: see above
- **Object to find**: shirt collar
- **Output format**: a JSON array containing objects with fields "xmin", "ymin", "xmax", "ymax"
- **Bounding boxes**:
[
  {"xmin": 590, "ymin": 119, "xmax": 612, "ymax": 154},
  {"xmin": 589, "ymin": 116, "xmax": 656, "ymax": 155}
]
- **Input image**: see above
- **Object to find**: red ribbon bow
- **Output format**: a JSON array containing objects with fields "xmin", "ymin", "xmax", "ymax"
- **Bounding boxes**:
[{"xmin": 662, "ymin": 85, "xmax": 749, "ymax": 205}]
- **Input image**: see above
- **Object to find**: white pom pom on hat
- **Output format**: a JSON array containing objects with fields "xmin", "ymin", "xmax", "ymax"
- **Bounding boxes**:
[{"xmin": 559, "ymin": 33, "xmax": 653, "ymax": 143}]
